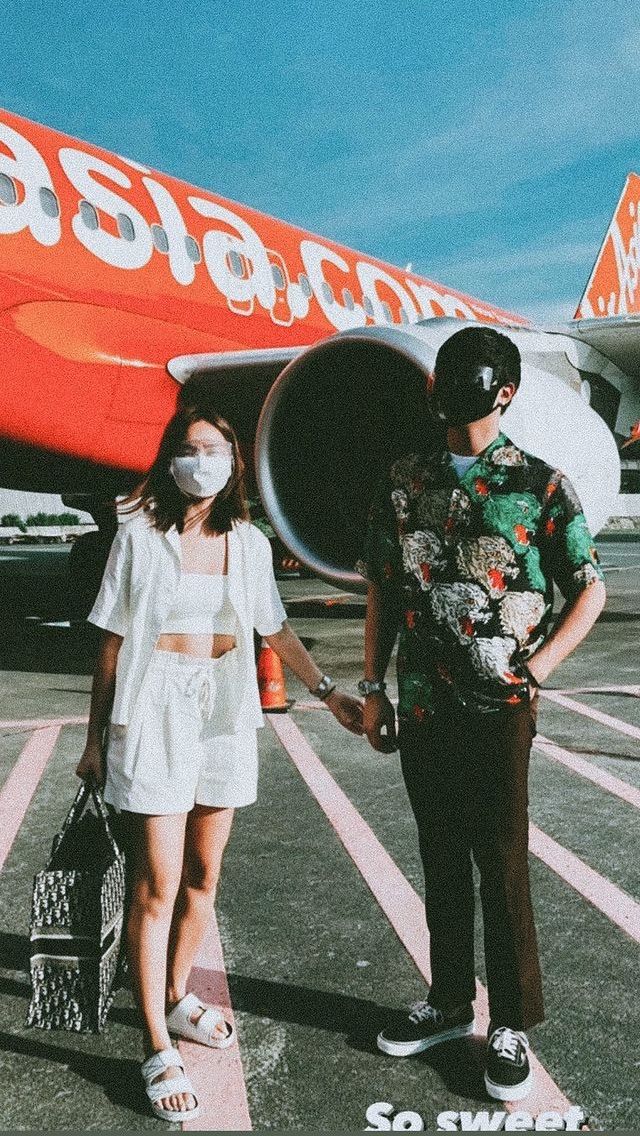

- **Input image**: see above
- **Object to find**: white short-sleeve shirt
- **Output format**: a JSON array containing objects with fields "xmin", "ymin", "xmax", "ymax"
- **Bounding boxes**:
[{"xmin": 87, "ymin": 512, "xmax": 287, "ymax": 734}]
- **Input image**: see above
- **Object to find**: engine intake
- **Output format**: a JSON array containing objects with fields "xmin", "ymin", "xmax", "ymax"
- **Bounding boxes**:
[
  {"xmin": 255, "ymin": 327, "xmax": 439, "ymax": 590},
  {"xmin": 255, "ymin": 320, "xmax": 620, "ymax": 590}
]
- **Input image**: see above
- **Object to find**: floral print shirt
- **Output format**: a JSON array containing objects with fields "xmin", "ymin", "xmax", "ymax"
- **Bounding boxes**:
[{"xmin": 355, "ymin": 431, "xmax": 605, "ymax": 720}]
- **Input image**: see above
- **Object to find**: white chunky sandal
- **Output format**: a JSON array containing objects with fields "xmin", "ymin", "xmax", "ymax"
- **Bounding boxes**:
[
  {"xmin": 141, "ymin": 1046, "xmax": 199, "ymax": 1123},
  {"xmin": 166, "ymin": 991, "xmax": 236, "ymax": 1049}
]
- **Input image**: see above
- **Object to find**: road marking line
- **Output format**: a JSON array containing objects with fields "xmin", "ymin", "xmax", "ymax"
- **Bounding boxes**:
[
  {"xmin": 540, "ymin": 691, "xmax": 640, "ymax": 741},
  {"xmin": 180, "ymin": 911, "xmax": 252, "ymax": 1132},
  {"xmin": 534, "ymin": 734, "xmax": 640, "ymax": 809},
  {"xmin": 0, "ymin": 715, "xmax": 88, "ymax": 731},
  {"xmin": 551, "ymin": 686, "xmax": 640, "ymax": 697},
  {"xmin": 268, "ymin": 714, "xmax": 573, "ymax": 1117},
  {"xmin": 0, "ymin": 725, "xmax": 61, "ymax": 872},
  {"xmin": 529, "ymin": 825, "xmax": 640, "ymax": 945},
  {"xmin": 289, "ymin": 699, "xmax": 330, "ymax": 713}
]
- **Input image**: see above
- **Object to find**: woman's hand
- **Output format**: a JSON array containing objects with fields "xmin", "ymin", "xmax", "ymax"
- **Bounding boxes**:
[
  {"xmin": 363, "ymin": 692, "xmax": 398, "ymax": 753},
  {"xmin": 323, "ymin": 689, "xmax": 364, "ymax": 736},
  {"xmin": 75, "ymin": 739, "xmax": 105, "ymax": 786}
]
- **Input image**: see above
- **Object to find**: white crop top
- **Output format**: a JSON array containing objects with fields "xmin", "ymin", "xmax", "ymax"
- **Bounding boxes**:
[{"xmin": 160, "ymin": 573, "xmax": 237, "ymax": 635}]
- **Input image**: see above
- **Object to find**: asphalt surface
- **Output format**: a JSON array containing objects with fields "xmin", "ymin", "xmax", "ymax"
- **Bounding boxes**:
[{"xmin": 0, "ymin": 539, "xmax": 638, "ymax": 1131}]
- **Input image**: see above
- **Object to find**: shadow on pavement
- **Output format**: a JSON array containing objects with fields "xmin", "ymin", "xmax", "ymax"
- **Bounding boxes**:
[
  {"xmin": 0, "ymin": 1030, "xmax": 151, "ymax": 1116},
  {"xmin": 0, "ymin": 932, "xmax": 150, "ymax": 1118},
  {"xmin": 0, "ymin": 619, "xmax": 99, "ymax": 676},
  {"xmin": 0, "ymin": 936, "xmax": 492, "ymax": 1109},
  {"xmin": 228, "ymin": 971, "xmax": 490, "ymax": 1101}
]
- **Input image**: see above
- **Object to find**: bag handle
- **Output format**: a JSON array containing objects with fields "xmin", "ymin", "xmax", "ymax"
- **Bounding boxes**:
[{"xmin": 48, "ymin": 776, "xmax": 123, "ymax": 867}]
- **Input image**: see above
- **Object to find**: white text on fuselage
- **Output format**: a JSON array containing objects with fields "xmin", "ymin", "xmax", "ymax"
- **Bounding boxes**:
[{"xmin": 0, "ymin": 119, "xmax": 512, "ymax": 331}]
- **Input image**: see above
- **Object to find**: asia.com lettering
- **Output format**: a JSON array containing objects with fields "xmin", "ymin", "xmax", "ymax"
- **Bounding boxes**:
[
  {"xmin": 0, "ymin": 118, "xmax": 510, "ymax": 333},
  {"xmin": 365, "ymin": 1100, "xmax": 588, "ymax": 1131}
]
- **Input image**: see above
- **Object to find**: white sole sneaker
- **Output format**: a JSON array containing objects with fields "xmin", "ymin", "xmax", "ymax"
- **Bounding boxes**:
[
  {"xmin": 377, "ymin": 1017, "xmax": 476, "ymax": 1057},
  {"xmin": 484, "ymin": 1068, "xmax": 533, "ymax": 1101}
]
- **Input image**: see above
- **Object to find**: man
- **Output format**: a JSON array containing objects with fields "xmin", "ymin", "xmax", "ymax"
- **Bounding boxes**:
[{"xmin": 356, "ymin": 326, "xmax": 606, "ymax": 1101}]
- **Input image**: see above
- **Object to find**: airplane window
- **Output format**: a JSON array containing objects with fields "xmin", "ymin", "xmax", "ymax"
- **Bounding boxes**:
[
  {"xmin": 382, "ymin": 301, "xmax": 393, "ymax": 323},
  {"xmin": 79, "ymin": 200, "xmax": 99, "ymax": 231},
  {"xmin": 362, "ymin": 296, "xmax": 374, "ymax": 318},
  {"xmin": 185, "ymin": 235, "xmax": 201, "ymax": 263},
  {"xmin": 0, "ymin": 173, "xmax": 18, "ymax": 206},
  {"xmin": 151, "ymin": 224, "xmax": 169, "ymax": 253},
  {"xmin": 271, "ymin": 263, "xmax": 285, "ymax": 290},
  {"xmin": 117, "ymin": 213, "xmax": 136, "ymax": 242},
  {"xmin": 298, "ymin": 273, "xmax": 312, "ymax": 297},
  {"xmin": 227, "ymin": 249, "xmax": 243, "ymax": 278},
  {"xmin": 342, "ymin": 288, "xmax": 355, "ymax": 311},
  {"xmin": 39, "ymin": 187, "xmax": 60, "ymax": 218},
  {"xmin": 321, "ymin": 281, "xmax": 334, "ymax": 305}
]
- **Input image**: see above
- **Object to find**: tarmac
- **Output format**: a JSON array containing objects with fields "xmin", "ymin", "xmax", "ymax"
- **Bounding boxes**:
[{"xmin": 0, "ymin": 539, "xmax": 638, "ymax": 1131}]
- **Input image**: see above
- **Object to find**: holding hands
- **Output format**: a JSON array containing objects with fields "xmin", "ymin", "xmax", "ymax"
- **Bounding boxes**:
[{"xmin": 323, "ymin": 688, "xmax": 365, "ymax": 735}]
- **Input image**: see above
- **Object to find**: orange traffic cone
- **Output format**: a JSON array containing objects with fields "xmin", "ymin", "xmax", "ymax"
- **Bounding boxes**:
[{"xmin": 257, "ymin": 641, "xmax": 288, "ymax": 712}]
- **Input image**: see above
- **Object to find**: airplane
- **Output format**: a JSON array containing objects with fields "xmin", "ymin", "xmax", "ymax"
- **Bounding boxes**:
[{"xmin": 0, "ymin": 106, "xmax": 638, "ymax": 591}]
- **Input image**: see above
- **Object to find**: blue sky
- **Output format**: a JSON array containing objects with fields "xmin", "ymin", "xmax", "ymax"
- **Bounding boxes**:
[{"xmin": 5, "ymin": 0, "xmax": 640, "ymax": 322}]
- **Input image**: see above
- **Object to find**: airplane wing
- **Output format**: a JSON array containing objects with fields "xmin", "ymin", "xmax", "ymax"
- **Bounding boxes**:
[
  {"xmin": 167, "ymin": 346, "xmax": 308, "ymax": 385},
  {"xmin": 166, "ymin": 346, "xmax": 311, "ymax": 442},
  {"xmin": 558, "ymin": 314, "xmax": 640, "ymax": 379}
]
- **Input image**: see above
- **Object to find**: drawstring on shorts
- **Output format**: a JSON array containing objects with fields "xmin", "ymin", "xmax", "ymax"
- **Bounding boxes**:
[{"xmin": 185, "ymin": 669, "xmax": 217, "ymax": 720}]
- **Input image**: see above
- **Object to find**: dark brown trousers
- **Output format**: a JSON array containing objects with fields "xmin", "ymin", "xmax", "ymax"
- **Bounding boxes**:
[{"xmin": 398, "ymin": 693, "xmax": 544, "ymax": 1031}]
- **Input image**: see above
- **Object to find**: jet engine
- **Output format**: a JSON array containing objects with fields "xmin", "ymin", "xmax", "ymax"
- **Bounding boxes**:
[{"xmin": 254, "ymin": 319, "xmax": 622, "ymax": 591}]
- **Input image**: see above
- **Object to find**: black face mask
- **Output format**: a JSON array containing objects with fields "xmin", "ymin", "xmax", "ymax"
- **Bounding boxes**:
[{"xmin": 430, "ymin": 365, "xmax": 505, "ymax": 426}]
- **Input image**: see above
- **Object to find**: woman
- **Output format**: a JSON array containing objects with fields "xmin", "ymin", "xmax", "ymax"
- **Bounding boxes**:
[{"xmin": 76, "ymin": 404, "xmax": 363, "ymax": 1123}]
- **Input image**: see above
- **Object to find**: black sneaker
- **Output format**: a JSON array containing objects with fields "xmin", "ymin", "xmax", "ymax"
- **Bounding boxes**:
[
  {"xmin": 377, "ymin": 1000, "xmax": 475, "ymax": 1057},
  {"xmin": 484, "ymin": 1026, "xmax": 533, "ymax": 1100}
]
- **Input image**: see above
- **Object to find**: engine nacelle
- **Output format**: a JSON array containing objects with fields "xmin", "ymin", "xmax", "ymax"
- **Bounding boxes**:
[{"xmin": 255, "ymin": 319, "xmax": 621, "ymax": 590}]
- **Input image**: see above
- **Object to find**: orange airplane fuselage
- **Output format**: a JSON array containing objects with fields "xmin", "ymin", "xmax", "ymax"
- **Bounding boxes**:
[{"xmin": 0, "ymin": 107, "xmax": 524, "ymax": 488}]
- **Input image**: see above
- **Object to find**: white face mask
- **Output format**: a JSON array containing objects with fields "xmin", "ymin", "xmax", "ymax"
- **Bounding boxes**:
[{"xmin": 169, "ymin": 453, "xmax": 234, "ymax": 497}]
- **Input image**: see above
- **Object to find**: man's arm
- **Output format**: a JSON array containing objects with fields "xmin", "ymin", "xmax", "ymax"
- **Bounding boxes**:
[
  {"xmin": 363, "ymin": 581, "xmax": 402, "ymax": 753},
  {"xmin": 531, "ymin": 468, "xmax": 607, "ymax": 688},
  {"xmin": 526, "ymin": 578, "xmax": 606, "ymax": 686}
]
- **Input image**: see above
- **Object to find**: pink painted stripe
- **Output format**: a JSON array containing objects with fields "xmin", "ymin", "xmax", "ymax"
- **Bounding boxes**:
[
  {"xmin": 290, "ymin": 700, "xmax": 332, "ymax": 713},
  {"xmin": 0, "ymin": 726, "xmax": 61, "ymax": 872},
  {"xmin": 180, "ymin": 910, "xmax": 252, "ymax": 1132},
  {"xmin": 534, "ymin": 734, "xmax": 640, "ymax": 809},
  {"xmin": 267, "ymin": 714, "xmax": 573, "ymax": 1116},
  {"xmin": 0, "ymin": 715, "xmax": 88, "ymax": 731},
  {"xmin": 529, "ymin": 824, "xmax": 640, "ymax": 944},
  {"xmin": 554, "ymin": 686, "xmax": 640, "ymax": 697},
  {"xmin": 541, "ymin": 691, "xmax": 640, "ymax": 741}
]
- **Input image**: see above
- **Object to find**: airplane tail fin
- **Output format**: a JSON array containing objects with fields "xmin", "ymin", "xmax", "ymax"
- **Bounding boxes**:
[{"xmin": 575, "ymin": 172, "xmax": 640, "ymax": 319}]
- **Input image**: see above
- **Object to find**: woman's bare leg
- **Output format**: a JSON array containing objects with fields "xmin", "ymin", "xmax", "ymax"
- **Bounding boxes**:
[
  {"xmin": 126, "ymin": 811, "xmax": 195, "ymax": 1115},
  {"xmin": 166, "ymin": 805, "xmax": 235, "ymax": 1039}
]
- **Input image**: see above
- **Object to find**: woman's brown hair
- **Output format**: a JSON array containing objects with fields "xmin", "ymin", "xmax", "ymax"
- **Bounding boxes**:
[{"xmin": 117, "ymin": 405, "xmax": 250, "ymax": 534}]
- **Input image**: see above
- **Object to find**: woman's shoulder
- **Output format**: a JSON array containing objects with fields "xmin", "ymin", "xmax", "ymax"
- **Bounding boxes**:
[
  {"xmin": 113, "ymin": 509, "xmax": 157, "ymax": 545},
  {"xmin": 233, "ymin": 519, "xmax": 272, "ymax": 554}
]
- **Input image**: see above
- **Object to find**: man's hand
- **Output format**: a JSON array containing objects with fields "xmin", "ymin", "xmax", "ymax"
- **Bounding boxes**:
[
  {"xmin": 363, "ymin": 692, "xmax": 398, "ymax": 753},
  {"xmin": 324, "ymin": 689, "xmax": 365, "ymax": 736}
]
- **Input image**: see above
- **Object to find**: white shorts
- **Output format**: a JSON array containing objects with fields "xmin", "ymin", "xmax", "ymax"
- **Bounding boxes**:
[{"xmin": 104, "ymin": 648, "xmax": 259, "ymax": 814}]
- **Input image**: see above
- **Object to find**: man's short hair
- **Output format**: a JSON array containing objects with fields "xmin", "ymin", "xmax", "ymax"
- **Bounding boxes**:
[{"xmin": 434, "ymin": 326, "xmax": 521, "ymax": 409}]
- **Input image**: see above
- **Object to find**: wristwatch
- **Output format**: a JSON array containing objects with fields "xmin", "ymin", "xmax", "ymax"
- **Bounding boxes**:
[
  {"xmin": 357, "ymin": 678, "xmax": 387, "ymax": 697},
  {"xmin": 310, "ymin": 674, "xmax": 337, "ymax": 700}
]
